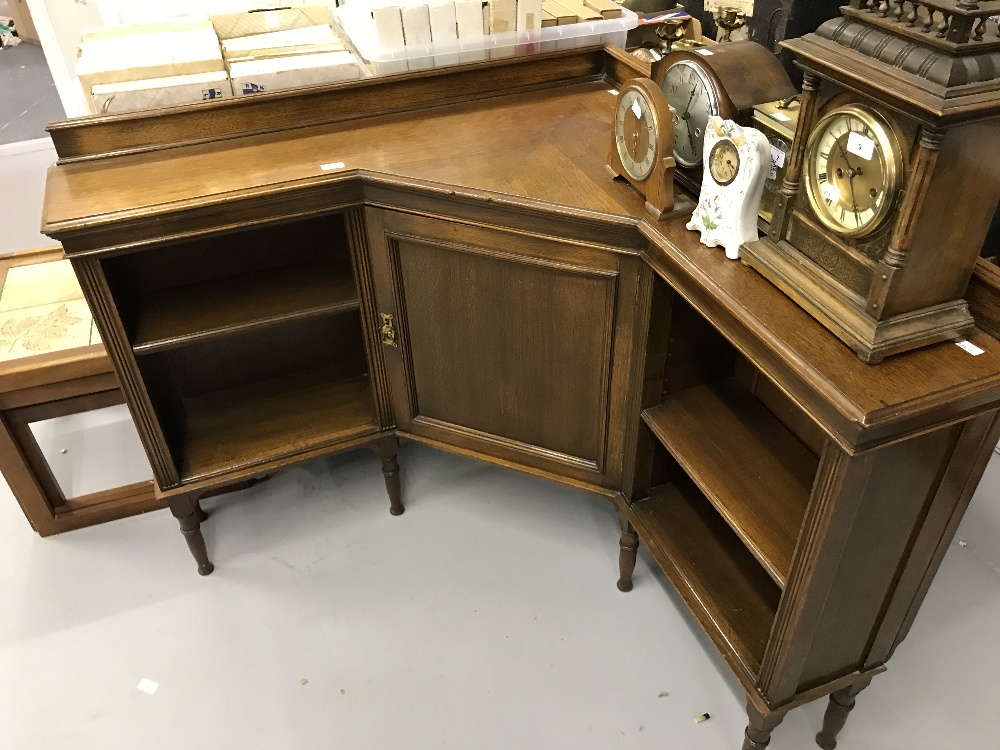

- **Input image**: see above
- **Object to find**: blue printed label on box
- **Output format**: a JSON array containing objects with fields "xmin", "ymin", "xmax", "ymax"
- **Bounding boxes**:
[
  {"xmin": 202, "ymin": 88, "xmax": 223, "ymax": 100},
  {"xmin": 242, "ymin": 82, "xmax": 266, "ymax": 94}
]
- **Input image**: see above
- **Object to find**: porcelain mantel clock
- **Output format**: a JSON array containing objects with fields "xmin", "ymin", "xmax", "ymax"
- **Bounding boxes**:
[
  {"xmin": 742, "ymin": 0, "xmax": 1000, "ymax": 363},
  {"xmin": 607, "ymin": 78, "xmax": 695, "ymax": 220},
  {"xmin": 688, "ymin": 117, "xmax": 770, "ymax": 259}
]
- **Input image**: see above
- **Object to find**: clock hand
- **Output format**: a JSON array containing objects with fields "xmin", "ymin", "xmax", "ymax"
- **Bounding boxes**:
[{"xmin": 682, "ymin": 86, "xmax": 698, "ymax": 117}]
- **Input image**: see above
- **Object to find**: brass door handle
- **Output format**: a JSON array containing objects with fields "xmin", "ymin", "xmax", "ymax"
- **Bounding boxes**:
[{"xmin": 379, "ymin": 313, "xmax": 398, "ymax": 347}]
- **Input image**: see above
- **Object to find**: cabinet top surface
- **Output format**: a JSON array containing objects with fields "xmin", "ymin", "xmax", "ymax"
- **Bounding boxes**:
[{"xmin": 42, "ymin": 77, "xmax": 1000, "ymax": 442}]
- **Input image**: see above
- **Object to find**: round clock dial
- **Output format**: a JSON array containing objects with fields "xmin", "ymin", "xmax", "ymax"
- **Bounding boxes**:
[
  {"xmin": 709, "ymin": 139, "xmax": 740, "ymax": 186},
  {"xmin": 615, "ymin": 87, "xmax": 658, "ymax": 182},
  {"xmin": 804, "ymin": 105, "xmax": 901, "ymax": 238},
  {"xmin": 662, "ymin": 60, "xmax": 720, "ymax": 168}
]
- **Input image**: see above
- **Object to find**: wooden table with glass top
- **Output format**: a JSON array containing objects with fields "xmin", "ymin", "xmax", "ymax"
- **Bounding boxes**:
[
  {"xmin": 38, "ymin": 48, "xmax": 1000, "ymax": 750},
  {"xmin": 0, "ymin": 246, "xmax": 159, "ymax": 535}
]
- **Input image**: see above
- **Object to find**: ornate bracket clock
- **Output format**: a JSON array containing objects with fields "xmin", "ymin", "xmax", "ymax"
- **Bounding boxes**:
[{"xmin": 742, "ymin": 0, "xmax": 1000, "ymax": 363}]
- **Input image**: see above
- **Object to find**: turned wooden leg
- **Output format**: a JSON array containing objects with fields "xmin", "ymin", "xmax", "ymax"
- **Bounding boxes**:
[
  {"xmin": 617, "ymin": 508, "xmax": 639, "ymax": 592},
  {"xmin": 815, "ymin": 677, "xmax": 873, "ymax": 750},
  {"xmin": 377, "ymin": 436, "xmax": 404, "ymax": 516},
  {"xmin": 169, "ymin": 495, "xmax": 214, "ymax": 576},
  {"xmin": 742, "ymin": 699, "xmax": 785, "ymax": 750},
  {"xmin": 193, "ymin": 500, "xmax": 209, "ymax": 523}
]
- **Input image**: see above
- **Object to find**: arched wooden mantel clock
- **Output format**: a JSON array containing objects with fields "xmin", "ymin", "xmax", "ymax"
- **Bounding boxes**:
[
  {"xmin": 606, "ymin": 77, "xmax": 696, "ymax": 220},
  {"xmin": 742, "ymin": 0, "xmax": 1000, "ymax": 364},
  {"xmin": 650, "ymin": 41, "xmax": 798, "ymax": 195}
]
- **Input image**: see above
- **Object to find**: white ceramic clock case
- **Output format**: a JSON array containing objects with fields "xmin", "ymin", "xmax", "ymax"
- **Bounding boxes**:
[{"xmin": 687, "ymin": 117, "xmax": 770, "ymax": 260}]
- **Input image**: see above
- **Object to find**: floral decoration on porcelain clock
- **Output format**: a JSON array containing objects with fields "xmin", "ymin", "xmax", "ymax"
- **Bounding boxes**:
[{"xmin": 687, "ymin": 117, "xmax": 770, "ymax": 259}]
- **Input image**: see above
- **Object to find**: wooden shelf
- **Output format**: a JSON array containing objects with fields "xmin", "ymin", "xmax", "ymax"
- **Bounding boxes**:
[
  {"xmin": 630, "ymin": 478, "xmax": 781, "ymax": 681},
  {"xmin": 131, "ymin": 263, "xmax": 360, "ymax": 354},
  {"xmin": 177, "ymin": 370, "xmax": 377, "ymax": 482},
  {"xmin": 642, "ymin": 379, "xmax": 817, "ymax": 588}
]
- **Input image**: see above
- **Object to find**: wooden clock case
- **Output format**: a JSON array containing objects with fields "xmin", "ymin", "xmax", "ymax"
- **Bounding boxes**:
[
  {"xmin": 742, "ymin": 0, "xmax": 1000, "ymax": 363},
  {"xmin": 606, "ymin": 78, "xmax": 693, "ymax": 220},
  {"xmin": 650, "ymin": 41, "xmax": 797, "ymax": 194}
]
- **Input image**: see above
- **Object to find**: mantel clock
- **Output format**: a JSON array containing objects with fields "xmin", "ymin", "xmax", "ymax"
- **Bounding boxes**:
[{"xmin": 742, "ymin": 0, "xmax": 1000, "ymax": 363}]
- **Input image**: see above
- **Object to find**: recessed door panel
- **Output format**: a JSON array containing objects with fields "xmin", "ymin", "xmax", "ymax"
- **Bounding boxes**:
[{"xmin": 366, "ymin": 209, "xmax": 642, "ymax": 489}]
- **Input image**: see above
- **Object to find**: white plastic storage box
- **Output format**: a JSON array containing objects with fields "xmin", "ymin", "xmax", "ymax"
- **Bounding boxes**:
[{"xmin": 334, "ymin": 0, "xmax": 637, "ymax": 75}]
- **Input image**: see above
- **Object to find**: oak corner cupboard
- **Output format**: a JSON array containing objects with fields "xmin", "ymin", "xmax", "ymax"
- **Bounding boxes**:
[{"xmin": 40, "ymin": 46, "xmax": 1000, "ymax": 750}]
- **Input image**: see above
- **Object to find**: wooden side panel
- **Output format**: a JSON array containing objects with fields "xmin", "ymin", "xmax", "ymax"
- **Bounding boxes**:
[
  {"xmin": 346, "ymin": 208, "xmax": 395, "ymax": 429},
  {"xmin": 793, "ymin": 426, "xmax": 960, "ymax": 688},
  {"xmin": 759, "ymin": 418, "xmax": 983, "ymax": 705},
  {"xmin": 71, "ymin": 257, "xmax": 180, "ymax": 488}
]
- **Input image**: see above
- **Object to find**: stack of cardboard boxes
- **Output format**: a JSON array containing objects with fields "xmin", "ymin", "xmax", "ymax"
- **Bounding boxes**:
[{"xmin": 80, "ymin": 5, "xmax": 364, "ymax": 115}]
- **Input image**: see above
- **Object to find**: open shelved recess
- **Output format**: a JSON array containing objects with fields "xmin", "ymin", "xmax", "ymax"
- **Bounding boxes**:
[
  {"xmin": 629, "ymin": 285, "xmax": 826, "ymax": 683},
  {"xmin": 102, "ymin": 213, "xmax": 379, "ymax": 483}
]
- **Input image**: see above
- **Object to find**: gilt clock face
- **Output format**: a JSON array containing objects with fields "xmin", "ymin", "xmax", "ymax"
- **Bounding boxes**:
[
  {"xmin": 615, "ymin": 87, "xmax": 658, "ymax": 182},
  {"xmin": 662, "ymin": 60, "xmax": 720, "ymax": 168},
  {"xmin": 804, "ymin": 105, "xmax": 901, "ymax": 238},
  {"xmin": 709, "ymin": 139, "xmax": 741, "ymax": 186}
]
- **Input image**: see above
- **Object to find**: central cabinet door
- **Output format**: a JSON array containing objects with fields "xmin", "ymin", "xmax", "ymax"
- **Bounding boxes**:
[{"xmin": 364, "ymin": 209, "xmax": 644, "ymax": 490}]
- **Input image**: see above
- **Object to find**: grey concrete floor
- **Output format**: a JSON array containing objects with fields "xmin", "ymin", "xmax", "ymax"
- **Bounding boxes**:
[
  {"xmin": 0, "ymin": 24, "xmax": 64, "ymax": 145},
  {"xmin": 1, "ymin": 112, "xmax": 999, "ymax": 750}
]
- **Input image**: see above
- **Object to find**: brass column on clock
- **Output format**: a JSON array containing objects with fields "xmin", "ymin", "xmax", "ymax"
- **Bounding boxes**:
[{"xmin": 743, "ymin": 0, "xmax": 1000, "ymax": 363}]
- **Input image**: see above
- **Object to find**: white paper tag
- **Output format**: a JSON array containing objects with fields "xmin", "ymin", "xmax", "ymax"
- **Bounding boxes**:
[
  {"xmin": 821, "ymin": 182, "xmax": 840, "ymax": 203},
  {"xmin": 847, "ymin": 131, "xmax": 876, "ymax": 161},
  {"xmin": 321, "ymin": 162, "xmax": 346, "ymax": 171},
  {"xmin": 956, "ymin": 339, "xmax": 985, "ymax": 356},
  {"xmin": 137, "ymin": 679, "xmax": 159, "ymax": 695},
  {"xmin": 631, "ymin": 99, "xmax": 642, "ymax": 119},
  {"xmin": 772, "ymin": 112, "xmax": 791, "ymax": 122},
  {"xmin": 608, "ymin": 89, "xmax": 618, "ymax": 96},
  {"xmin": 696, "ymin": 48, "xmax": 714, "ymax": 56},
  {"xmin": 768, "ymin": 146, "xmax": 785, "ymax": 180},
  {"xmin": 264, "ymin": 10, "xmax": 280, "ymax": 29}
]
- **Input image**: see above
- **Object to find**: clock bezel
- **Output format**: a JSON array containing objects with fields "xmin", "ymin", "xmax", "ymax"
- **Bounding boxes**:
[
  {"xmin": 803, "ymin": 104, "xmax": 902, "ymax": 240},
  {"xmin": 708, "ymin": 138, "xmax": 741, "ymax": 187},
  {"xmin": 614, "ymin": 87, "xmax": 658, "ymax": 182},
  {"xmin": 660, "ymin": 59, "xmax": 721, "ymax": 169}
]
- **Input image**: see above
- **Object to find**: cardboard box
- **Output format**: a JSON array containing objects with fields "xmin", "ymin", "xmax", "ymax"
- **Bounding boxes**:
[
  {"xmin": 428, "ymin": 1, "xmax": 459, "ymax": 67},
  {"xmin": 222, "ymin": 24, "xmax": 340, "ymax": 55},
  {"xmin": 489, "ymin": 0, "xmax": 517, "ymax": 58},
  {"xmin": 455, "ymin": 0, "xmax": 487, "ymax": 63},
  {"xmin": 76, "ymin": 27, "xmax": 225, "ymax": 93},
  {"xmin": 582, "ymin": 0, "xmax": 621, "ymax": 19},
  {"xmin": 221, "ymin": 25, "xmax": 347, "ymax": 63},
  {"xmin": 230, "ymin": 50, "xmax": 362, "ymax": 95},
  {"xmin": 211, "ymin": 5, "xmax": 332, "ymax": 40},
  {"xmin": 400, "ymin": 4, "xmax": 432, "ymax": 71},
  {"xmin": 371, "ymin": 5, "xmax": 408, "ymax": 75},
  {"xmin": 92, "ymin": 71, "xmax": 232, "ymax": 114}
]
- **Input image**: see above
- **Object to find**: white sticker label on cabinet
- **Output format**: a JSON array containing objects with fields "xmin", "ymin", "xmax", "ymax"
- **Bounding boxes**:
[
  {"xmin": 696, "ymin": 48, "xmax": 714, "ymax": 56},
  {"xmin": 771, "ymin": 112, "xmax": 791, "ymax": 122},
  {"xmin": 631, "ymin": 98, "xmax": 642, "ymax": 119},
  {"xmin": 956, "ymin": 339, "xmax": 985, "ymax": 356},
  {"xmin": 137, "ymin": 679, "xmax": 159, "ymax": 695},
  {"xmin": 847, "ymin": 131, "xmax": 876, "ymax": 161},
  {"xmin": 321, "ymin": 162, "xmax": 346, "ymax": 171},
  {"xmin": 608, "ymin": 89, "xmax": 618, "ymax": 96},
  {"xmin": 822, "ymin": 182, "xmax": 841, "ymax": 203}
]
